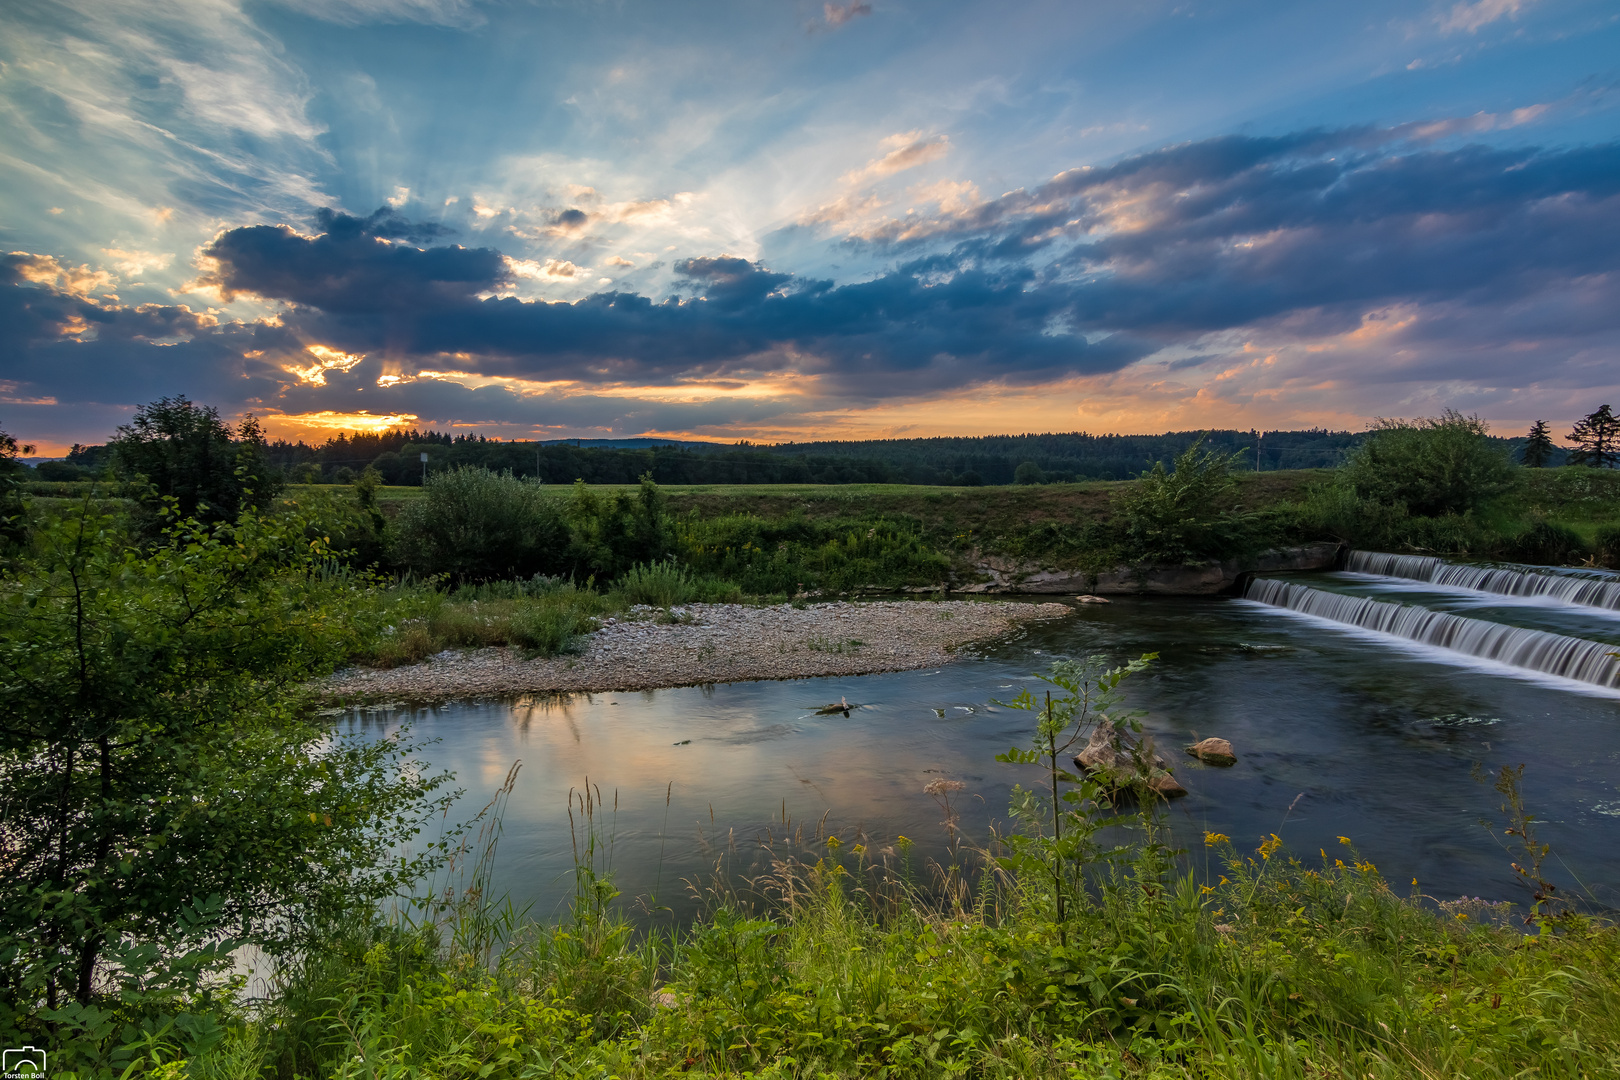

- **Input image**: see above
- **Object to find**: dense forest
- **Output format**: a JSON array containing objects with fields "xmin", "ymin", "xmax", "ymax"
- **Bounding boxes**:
[{"xmin": 47, "ymin": 427, "xmax": 1389, "ymax": 486}]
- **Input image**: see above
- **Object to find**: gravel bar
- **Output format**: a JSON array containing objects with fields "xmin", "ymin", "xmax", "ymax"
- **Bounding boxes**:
[{"xmin": 322, "ymin": 599, "xmax": 1073, "ymax": 701}]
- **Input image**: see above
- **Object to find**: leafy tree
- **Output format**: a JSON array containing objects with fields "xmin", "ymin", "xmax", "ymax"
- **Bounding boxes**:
[
  {"xmin": 565, "ymin": 473, "xmax": 677, "ymax": 580},
  {"xmin": 0, "ymin": 421, "xmax": 34, "ymax": 547},
  {"xmin": 1567, "ymin": 404, "xmax": 1620, "ymax": 468},
  {"xmin": 0, "ymin": 502, "xmax": 455, "ymax": 1045},
  {"xmin": 110, "ymin": 396, "xmax": 283, "ymax": 525},
  {"xmin": 393, "ymin": 465, "xmax": 569, "ymax": 582},
  {"xmin": 1339, "ymin": 410, "xmax": 1515, "ymax": 517},
  {"xmin": 1013, "ymin": 461, "xmax": 1044, "ymax": 484},
  {"xmin": 1520, "ymin": 420, "xmax": 1556, "ymax": 467},
  {"xmin": 1112, "ymin": 439, "xmax": 1250, "ymax": 562}
]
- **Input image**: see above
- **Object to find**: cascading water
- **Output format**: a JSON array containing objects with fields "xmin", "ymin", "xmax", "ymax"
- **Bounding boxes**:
[
  {"xmin": 1346, "ymin": 550, "xmax": 1620, "ymax": 611},
  {"xmin": 1243, "ymin": 577, "xmax": 1620, "ymax": 689}
]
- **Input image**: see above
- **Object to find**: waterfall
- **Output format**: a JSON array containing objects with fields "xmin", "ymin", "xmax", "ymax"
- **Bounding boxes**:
[
  {"xmin": 1243, "ymin": 578, "xmax": 1620, "ymax": 689},
  {"xmin": 1345, "ymin": 550, "xmax": 1620, "ymax": 612}
]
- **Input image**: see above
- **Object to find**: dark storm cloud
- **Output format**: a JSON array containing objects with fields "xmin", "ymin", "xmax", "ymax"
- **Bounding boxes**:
[
  {"xmin": 875, "ymin": 134, "xmax": 1620, "ymax": 337},
  {"xmin": 198, "ymin": 207, "xmax": 504, "ymax": 313},
  {"xmin": 5, "ymin": 126, "xmax": 1619, "ymax": 421}
]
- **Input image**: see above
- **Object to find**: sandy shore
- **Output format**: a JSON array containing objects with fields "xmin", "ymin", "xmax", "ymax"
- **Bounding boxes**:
[{"xmin": 321, "ymin": 599, "xmax": 1073, "ymax": 701}]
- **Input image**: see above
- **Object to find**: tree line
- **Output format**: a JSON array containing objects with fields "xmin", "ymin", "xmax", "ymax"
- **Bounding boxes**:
[{"xmin": 37, "ymin": 408, "xmax": 1371, "ymax": 487}]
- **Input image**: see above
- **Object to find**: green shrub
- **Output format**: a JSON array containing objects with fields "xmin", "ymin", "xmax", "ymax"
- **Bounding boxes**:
[
  {"xmin": 508, "ymin": 600, "xmax": 595, "ymax": 657},
  {"xmin": 565, "ymin": 474, "xmax": 676, "ymax": 580},
  {"xmin": 1111, "ymin": 440, "xmax": 1253, "ymax": 563},
  {"xmin": 614, "ymin": 559, "xmax": 699, "ymax": 608},
  {"xmin": 392, "ymin": 466, "xmax": 567, "ymax": 582},
  {"xmin": 1596, "ymin": 523, "xmax": 1620, "ymax": 569},
  {"xmin": 1504, "ymin": 520, "xmax": 1590, "ymax": 565},
  {"xmin": 679, "ymin": 512, "xmax": 950, "ymax": 594},
  {"xmin": 1339, "ymin": 410, "xmax": 1515, "ymax": 517}
]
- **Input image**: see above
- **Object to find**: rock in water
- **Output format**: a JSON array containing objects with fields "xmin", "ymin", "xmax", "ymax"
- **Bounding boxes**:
[
  {"xmin": 1074, "ymin": 721, "xmax": 1186, "ymax": 799},
  {"xmin": 1185, "ymin": 737, "xmax": 1237, "ymax": 766},
  {"xmin": 1075, "ymin": 594, "xmax": 1111, "ymax": 604},
  {"xmin": 1145, "ymin": 772, "xmax": 1188, "ymax": 798}
]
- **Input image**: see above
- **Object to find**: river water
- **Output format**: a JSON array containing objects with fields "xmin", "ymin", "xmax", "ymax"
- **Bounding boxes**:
[{"xmin": 344, "ymin": 558, "xmax": 1620, "ymax": 925}]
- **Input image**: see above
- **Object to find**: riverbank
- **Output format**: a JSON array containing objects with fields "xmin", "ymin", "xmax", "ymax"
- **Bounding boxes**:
[{"xmin": 323, "ymin": 598, "xmax": 1073, "ymax": 701}]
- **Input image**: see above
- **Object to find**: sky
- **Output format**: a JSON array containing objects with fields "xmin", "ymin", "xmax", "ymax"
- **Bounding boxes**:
[{"xmin": 2, "ymin": 0, "xmax": 1618, "ymax": 454}]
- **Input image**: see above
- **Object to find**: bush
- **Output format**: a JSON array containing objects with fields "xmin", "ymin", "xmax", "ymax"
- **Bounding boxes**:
[
  {"xmin": 1111, "ymin": 440, "xmax": 1252, "ymax": 563},
  {"xmin": 565, "ymin": 475, "xmax": 676, "ymax": 580},
  {"xmin": 1013, "ymin": 461, "xmax": 1044, "ymax": 485},
  {"xmin": 393, "ymin": 467, "xmax": 568, "ymax": 582},
  {"xmin": 1339, "ymin": 410, "xmax": 1515, "ymax": 517},
  {"xmin": 1504, "ymin": 521, "xmax": 1589, "ymax": 565},
  {"xmin": 1597, "ymin": 523, "xmax": 1620, "ymax": 570},
  {"xmin": 508, "ymin": 600, "xmax": 596, "ymax": 657},
  {"xmin": 614, "ymin": 559, "xmax": 699, "ymax": 608},
  {"xmin": 679, "ymin": 513, "xmax": 951, "ymax": 594},
  {"xmin": 33, "ymin": 460, "xmax": 87, "ymax": 482}
]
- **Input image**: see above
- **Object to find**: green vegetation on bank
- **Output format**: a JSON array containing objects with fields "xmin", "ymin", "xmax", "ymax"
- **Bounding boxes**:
[
  {"xmin": 8, "ymin": 621, "xmax": 1618, "ymax": 1078},
  {"xmin": 5, "ymin": 407, "xmax": 1620, "ymax": 1076}
]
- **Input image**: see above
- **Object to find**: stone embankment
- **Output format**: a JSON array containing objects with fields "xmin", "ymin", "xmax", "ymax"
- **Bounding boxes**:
[
  {"xmin": 323, "ymin": 599, "xmax": 1072, "ymax": 702},
  {"xmin": 960, "ymin": 542, "xmax": 1343, "ymax": 595}
]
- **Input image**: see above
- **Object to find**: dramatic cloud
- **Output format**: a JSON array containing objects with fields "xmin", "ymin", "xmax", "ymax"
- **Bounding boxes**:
[
  {"xmin": 5, "ymin": 123, "xmax": 1619, "ymax": 446},
  {"xmin": 196, "ymin": 209, "xmax": 503, "ymax": 312}
]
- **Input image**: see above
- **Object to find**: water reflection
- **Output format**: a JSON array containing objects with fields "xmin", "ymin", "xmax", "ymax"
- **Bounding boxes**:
[{"xmin": 346, "ymin": 595, "xmax": 1620, "ymax": 925}]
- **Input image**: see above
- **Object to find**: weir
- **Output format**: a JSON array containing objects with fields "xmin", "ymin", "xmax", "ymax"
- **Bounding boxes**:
[
  {"xmin": 1345, "ymin": 550, "xmax": 1620, "ymax": 611},
  {"xmin": 1243, "ymin": 577, "xmax": 1620, "ymax": 689}
]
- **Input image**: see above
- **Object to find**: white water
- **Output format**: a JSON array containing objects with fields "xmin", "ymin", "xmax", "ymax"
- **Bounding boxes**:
[
  {"xmin": 1346, "ymin": 550, "xmax": 1620, "ymax": 611},
  {"xmin": 1244, "ymin": 577, "xmax": 1620, "ymax": 689}
]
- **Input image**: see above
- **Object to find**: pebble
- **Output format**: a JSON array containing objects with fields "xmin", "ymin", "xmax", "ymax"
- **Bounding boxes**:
[{"xmin": 322, "ymin": 599, "xmax": 1073, "ymax": 702}]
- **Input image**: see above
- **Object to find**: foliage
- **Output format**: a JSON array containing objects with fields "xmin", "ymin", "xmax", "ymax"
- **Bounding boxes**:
[
  {"xmin": 678, "ymin": 512, "xmax": 951, "ymax": 594},
  {"xmin": 0, "ymin": 419, "xmax": 34, "ymax": 549},
  {"xmin": 1568, "ymin": 403, "xmax": 1620, "ymax": 468},
  {"xmin": 564, "ymin": 474, "xmax": 677, "ymax": 580},
  {"xmin": 1502, "ymin": 520, "xmax": 1589, "ymax": 565},
  {"xmin": 613, "ymin": 559, "xmax": 700, "ymax": 608},
  {"xmin": 1596, "ymin": 523, "xmax": 1620, "ymax": 569},
  {"xmin": 995, "ymin": 654, "xmax": 1159, "ymax": 938},
  {"xmin": 109, "ymin": 396, "xmax": 282, "ymax": 526},
  {"xmin": 1521, "ymin": 419, "xmax": 1556, "ymax": 467},
  {"xmin": 0, "ymin": 501, "xmax": 457, "ymax": 1055},
  {"xmin": 356, "ymin": 582, "xmax": 610, "ymax": 666},
  {"xmin": 1339, "ymin": 410, "xmax": 1516, "ymax": 517},
  {"xmin": 1111, "ymin": 440, "xmax": 1255, "ymax": 563},
  {"xmin": 392, "ymin": 466, "xmax": 568, "ymax": 582},
  {"xmin": 154, "ymin": 779, "xmax": 1620, "ymax": 1080},
  {"xmin": 1013, "ymin": 460, "xmax": 1044, "ymax": 484}
]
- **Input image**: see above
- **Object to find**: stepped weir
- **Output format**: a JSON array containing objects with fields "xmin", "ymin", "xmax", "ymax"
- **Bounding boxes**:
[
  {"xmin": 1243, "ymin": 576, "xmax": 1620, "ymax": 689},
  {"xmin": 1345, "ymin": 550, "xmax": 1620, "ymax": 611}
]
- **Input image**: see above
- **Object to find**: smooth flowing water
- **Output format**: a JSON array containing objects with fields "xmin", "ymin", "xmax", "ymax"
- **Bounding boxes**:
[{"xmin": 346, "ymin": 566, "xmax": 1620, "ymax": 926}]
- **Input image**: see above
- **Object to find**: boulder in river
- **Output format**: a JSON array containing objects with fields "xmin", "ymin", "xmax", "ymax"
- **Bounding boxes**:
[
  {"xmin": 1185, "ymin": 737, "xmax": 1237, "ymax": 766},
  {"xmin": 1074, "ymin": 721, "xmax": 1187, "ymax": 799}
]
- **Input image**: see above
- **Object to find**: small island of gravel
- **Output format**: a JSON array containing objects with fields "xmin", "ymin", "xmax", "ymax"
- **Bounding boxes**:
[{"xmin": 324, "ymin": 599, "xmax": 1074, "ymax": 701}]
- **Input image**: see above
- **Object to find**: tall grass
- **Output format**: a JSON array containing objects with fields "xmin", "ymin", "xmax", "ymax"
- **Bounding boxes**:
[{"xmin": 107, "ymin": 764, "xmax": 1620, "ymax": 1080}]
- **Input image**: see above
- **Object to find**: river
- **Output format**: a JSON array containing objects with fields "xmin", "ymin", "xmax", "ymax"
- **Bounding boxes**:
[{"xmin": 342, "ymin": 556, "xmax": 1620, "ymax": 926}]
